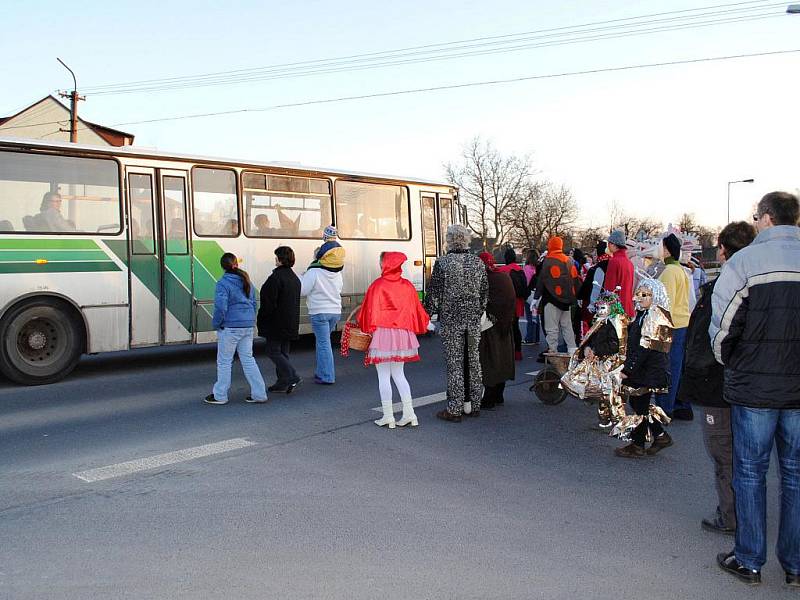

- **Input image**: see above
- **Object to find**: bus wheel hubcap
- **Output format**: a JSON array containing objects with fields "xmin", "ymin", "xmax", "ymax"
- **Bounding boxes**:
[
  {"xmin": 17, "ymin": 319, "xmax": 60, "ymax": 363},
  {"xmin": 28, "ymin": 330, "xmax": 47, "ymax": 350}
]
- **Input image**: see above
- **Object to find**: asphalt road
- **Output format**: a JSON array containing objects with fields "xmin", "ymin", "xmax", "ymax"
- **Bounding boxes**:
[{"xmin": 0, "ymin": 334, "xmax": 791, "ymax": 599}]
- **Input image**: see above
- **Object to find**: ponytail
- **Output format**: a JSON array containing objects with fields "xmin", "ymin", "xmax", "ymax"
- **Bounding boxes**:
[{"xmin": 220, "ymin": 252, "xmax": 251, "ymax": 297}]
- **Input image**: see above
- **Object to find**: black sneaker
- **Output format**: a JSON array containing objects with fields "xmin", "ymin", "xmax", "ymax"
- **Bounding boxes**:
[
  {"xmin": 245, "ymin": 396, "xmax": 268, "ymax": 404},
  {"xmin": 646, "ymin": 432, "xmax": 674, "ymax": 455},
  {"xmin": 286, "ymin": 377, "xmax": 303, "ymax": 394},
  {"xmin": 701, "ymin": 515, "xmax": 735, "ymax": 536},
  {"xmin": 786, "ymin": 572, "xmax": 800, "ymax": 588},
  {"xmin": 204, "ymin": 394, "xmax": 228, "ymax": 405},
  {"xmin": 268, "ymin": 383, "xmax": 289, "ymax": 393},
  {"xmin": 717, "ymin": 552, "xmax": 761, "ymax": 585}
]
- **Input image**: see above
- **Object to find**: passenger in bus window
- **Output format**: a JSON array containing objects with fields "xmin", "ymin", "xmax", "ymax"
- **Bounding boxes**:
[
  {"xmin": 37, "ymin": 192, "xmax": 76, "ymax": 232},
  {"xmin": 224, "ymin": 219, "xmax": 238, "ymax": 236},
  {"xmin": 0, "ymin": 220, "xmax": 13, "ymax": 232},
  {"xmin": 253, "ymin": 213, "xmax": 273, "ymax": 236}
]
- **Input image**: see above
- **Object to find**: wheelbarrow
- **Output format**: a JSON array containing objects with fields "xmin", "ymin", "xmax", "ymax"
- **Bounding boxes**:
[{"xmin": 530, "ymin": 352, "xmax": 572, "ymax": 405}]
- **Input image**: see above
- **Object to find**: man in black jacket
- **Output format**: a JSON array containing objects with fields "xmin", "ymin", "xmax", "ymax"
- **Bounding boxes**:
[
  {"xmin": 678, "ymin": 221, "xmax": 755, "ymax": 536},
  {"xmin": 258, "ymin": 246, "xmax": 302, "ymax": 394},
  {"xmin": 710, "ymin": 192, "xmax": 800, "ymax": 587}
]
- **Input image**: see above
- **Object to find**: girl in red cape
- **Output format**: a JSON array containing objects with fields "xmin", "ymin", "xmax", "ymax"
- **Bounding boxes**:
[{"xmin": 358, "ymin": 251, "xmax": 430, "ymax": 429}]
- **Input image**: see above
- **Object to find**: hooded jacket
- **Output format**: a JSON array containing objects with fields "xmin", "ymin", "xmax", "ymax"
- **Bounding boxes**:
[
  {"xmin": 212, "ymin": 272, "xmax": 257, "ymax": 330},
  {"xmin": 535, "ymin": 237, "xmax": 580, "ymax": 310},
  {"xmin": 357, "ymin": 252, "xmax": 430, "ymax": 334}
]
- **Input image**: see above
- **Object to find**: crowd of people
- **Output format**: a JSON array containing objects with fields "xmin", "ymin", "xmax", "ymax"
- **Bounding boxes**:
[{"xmin": 203, "ymin": 192, "xmax": 799, "ymax": 589}]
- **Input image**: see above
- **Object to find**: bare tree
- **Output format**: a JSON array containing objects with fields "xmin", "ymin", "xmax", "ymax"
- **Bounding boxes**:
[
  {"xmin": 678, "ymin": 212, "xmax": 698, "ymax": 234},
  {"xmin": 506, "ymin": 181, "xmax": 578, "ymax": 250},
  {"xmin": 445, "ymin": 137, "xmax": 531, "ymax": 249}
]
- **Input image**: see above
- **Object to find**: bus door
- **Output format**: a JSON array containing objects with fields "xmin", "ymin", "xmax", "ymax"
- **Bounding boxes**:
[
  {"xmin": 159, "ymin": 171, "xmax": 193, "ymax": 344},
  {"xmin": 421, "ymin": 193, "xmax": 438, "ymax": 290},
  {"xmin": 126, "ymin": 167, "xmax": 194, "ymax": 347}
]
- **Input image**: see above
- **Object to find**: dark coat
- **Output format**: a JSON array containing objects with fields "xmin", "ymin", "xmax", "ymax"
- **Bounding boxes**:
[
  {"xmin": 579, "ymin": 320, "xmax": 619, "ymax": 360},
  {"xmin": 677, "ymin": 280, "xmax": 724, "ymax": 407},
  {"xmin": 257, "ymin": 265, "xmax": 301, "ymax": 341},
  {"xmin": 622, "ymin": 310, "xmax": 670, "ymax": 390},
  {"xmin": 480, "ymin": 270, "xmax": 516, "ymax": 386}
]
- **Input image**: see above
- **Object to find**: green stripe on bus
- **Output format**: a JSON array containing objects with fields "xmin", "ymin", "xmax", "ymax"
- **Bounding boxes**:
[
  {"xmin": 0, "ymin": 250, "xmax": 110, "ymax": 262},
  {"xmin": 0, "ymin": 261, "xmax": 120, "ymax": 274},
  {"xmin": 192, "ymin": 240, "xmax": 225, "ymax": 301},
  {"xmin": 0, "ymin": 239, "xmax": 101, "ymax": 250}
]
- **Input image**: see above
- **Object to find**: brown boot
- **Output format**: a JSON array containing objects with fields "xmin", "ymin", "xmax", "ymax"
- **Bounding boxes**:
[
  {"xmin": 647, "ymin": 432, "xmax": 673, "ymax": 455},
  {"xmin": 614, "ymin": 443, "xmax": 646, "ymax": 458},
  {"xmin": 436, "ymin": 409, "xmax": 462, "ymax": 423}
]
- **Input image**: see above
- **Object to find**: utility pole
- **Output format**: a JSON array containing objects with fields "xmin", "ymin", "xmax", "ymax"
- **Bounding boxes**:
[{"xmin": 57, "ymin": 58, "xmax": 84, "ymax": 143}]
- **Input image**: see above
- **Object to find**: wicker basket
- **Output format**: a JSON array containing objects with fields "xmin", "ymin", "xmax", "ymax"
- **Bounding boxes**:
[{"xmin": 344, "ymin": 304, "xmax": 372, "ymax": 352}]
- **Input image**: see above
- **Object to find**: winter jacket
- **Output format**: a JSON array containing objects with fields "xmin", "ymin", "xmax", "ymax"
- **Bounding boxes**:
[
  {"xmin": 604, "ymin": 248, "xmax": 634, "ymax": 317},
  {"xmin": 497, "ymin": 263, "xmax": 525, "ymax": 317},
  {"xmin": 622, "ymin": 310, "xmax": 670, "ymax": 390},
  {"xmin": 212, "ymin": 273, "xmax": 257, "ymax": 330},
  {"xmin": 710, "ymin": 225, "xmax": 800, "ymax": 409},
  {"xmin": 257, "ymin": 265, "xmax": 301, "ymax": 341},
  {"xmin": 677, "ymin": 279, "xmax": 724, "ymax": 407},
  {"xmin": 659, "ymin": 258, "xmax": 691, "ymax": 328},
  {"xmin": 300, "ymin": 268, "xmax": 343, "ymax": 315},
  {"xmin": 424, "ymin": 250, "xmax": 488, "ymax": 329}
]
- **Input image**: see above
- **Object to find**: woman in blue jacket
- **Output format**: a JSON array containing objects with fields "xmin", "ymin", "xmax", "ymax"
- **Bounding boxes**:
[{"xmin": 205, "ymin": 253, "xmax": 268, "ymax": 404}]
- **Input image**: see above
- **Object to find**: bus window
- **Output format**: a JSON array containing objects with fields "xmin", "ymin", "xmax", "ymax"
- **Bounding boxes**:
[
  {"xmin": 0, "ymin": 150, "xmax": 120, "ymax": 234},
  {"xmin": 128, "ymin": 174, "xmax": 155, "ymax": 254},
  {"xmin": 191, "ymin": 168, "xmax": 238, "ymax": 237},
  {"xmin": 422, "ymin": 195, "xmax": 437, "ymax": 256},
  {"xmin": 242, "ymin": 172, "xmax": 331, "ymax": 239},
  {"xmin": 439, "ymin": 196, "xmax": 453, "ymax": 244},
  {"xmin": 334, "ymin": 181, "xmax": 410, "ymax": 240},
  {"xmin": 163, "ymin": 176, "xmax": 188, "ymax": 254}
]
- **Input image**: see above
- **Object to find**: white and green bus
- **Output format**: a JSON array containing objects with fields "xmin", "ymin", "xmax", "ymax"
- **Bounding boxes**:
[{"xmin": 0, "ymin": 137, "xmax": 462, "ymax": 385}]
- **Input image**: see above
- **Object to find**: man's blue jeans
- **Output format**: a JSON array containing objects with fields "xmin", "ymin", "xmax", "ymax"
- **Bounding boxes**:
[
  {"xmin": 213, "ymin": 327, "xmax": 267, "ymax": 401},
  {"xmin": 310, "ymin": 313, "xmax": 339, "ymax": 383},
  {"xmin": 655, "ymin": 326, "xmax": 689, "ymax": 415},
  {"xmin": 731, "ymin": 405, "xmax": 800, "ymax": 574}
]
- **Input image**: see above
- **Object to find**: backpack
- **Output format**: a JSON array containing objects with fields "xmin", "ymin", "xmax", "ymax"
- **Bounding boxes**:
[{"xmin": 509, "ymin": 269, "xmax": 528, "ymax": 300}]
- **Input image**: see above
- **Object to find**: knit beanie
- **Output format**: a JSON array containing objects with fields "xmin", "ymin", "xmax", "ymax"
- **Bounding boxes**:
[
  {"xmin": 323, "ymin": 225, "xmax": 338, "ymax": 241},
  {"xmin": 607, "ymin": 229, "xmax": 626, "ymax": 248},
  {"xmin": 663, "ymin": 233, "xmax": 682, "ymax": 260}
]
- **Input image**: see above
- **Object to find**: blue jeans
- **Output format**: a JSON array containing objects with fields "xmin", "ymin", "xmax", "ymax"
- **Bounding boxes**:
[
  {"xmin": 655, "ymin": 326, "xmax": 688, "ymax": 415},
  {"xmin": 310, "ymin": 313, "xmax": 339, "ymax": 383},
  {"xmin": 212, "ymin": 327, "xmax": 267, "ymax": 401},
  {"xmin": 731, "ymin": 405, "xmax": 800, "ymax": 574},
  {"xmin": 524, "ymin": 302, "xmax": 539, "ymax": 343}
]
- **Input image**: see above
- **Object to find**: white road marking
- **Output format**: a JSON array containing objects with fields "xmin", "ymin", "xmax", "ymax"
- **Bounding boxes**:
[
  {"xmin": 371, "ymin": 391, "xmax": 447, "ymax": 413},
  {"xmin": 72, "ymin": 438, "xmax": 255, "ymax": 483}
]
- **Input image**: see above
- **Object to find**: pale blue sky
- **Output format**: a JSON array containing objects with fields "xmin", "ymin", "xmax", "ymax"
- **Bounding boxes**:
[{"xmin": 2, "ymin": 0, "xmax": 798, "ymax": 228}]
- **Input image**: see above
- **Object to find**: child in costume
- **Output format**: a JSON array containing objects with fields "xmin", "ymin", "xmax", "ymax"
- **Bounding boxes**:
[
  {"xmin": 356, "ymin": 252, "xmax": 430, "ymax": 429},
  {"xmin": 612, "ymin": 278, "xmax": 674, "ymax": 458},
  {"xmin": 561, "ymin": 290, "xmax": 628, "ymax": 428}
]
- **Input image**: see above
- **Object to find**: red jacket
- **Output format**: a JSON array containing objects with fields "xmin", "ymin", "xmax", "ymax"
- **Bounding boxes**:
[
  {"xmin": 604, "ymin": 248, "xmax": 634, "ymax": 317},
  {"xmin": 358, "ymin": 252, "xmax": 430, "ymax": 334}
]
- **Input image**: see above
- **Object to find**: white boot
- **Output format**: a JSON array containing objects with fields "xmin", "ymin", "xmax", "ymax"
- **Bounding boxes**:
[
  {"xmin": 374, "ymin": 399, "xmax": 396, "ymax": 428},
  {"xmin": 396, "ymin": 398, "xmax": 418, "ymax": 427}
]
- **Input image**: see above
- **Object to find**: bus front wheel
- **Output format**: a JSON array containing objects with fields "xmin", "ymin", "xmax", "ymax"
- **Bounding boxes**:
[{"xmin": 0, "ymin": 298, "xmax": 84, "ymax": 385}]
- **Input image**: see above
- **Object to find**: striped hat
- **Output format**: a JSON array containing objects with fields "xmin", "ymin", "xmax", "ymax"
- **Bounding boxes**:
[{"xmin": 323, "ymin": 225, "xmax": 338, "ymax": 241}]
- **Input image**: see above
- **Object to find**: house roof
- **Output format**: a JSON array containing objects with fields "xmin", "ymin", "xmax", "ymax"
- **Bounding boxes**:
[{"xmin": 0, "ymin": 95, "xmax": 134, "ymax": 144}]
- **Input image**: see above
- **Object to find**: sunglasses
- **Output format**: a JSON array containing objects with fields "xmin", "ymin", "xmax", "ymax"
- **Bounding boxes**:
[{"xmin": 634, "ymin": 292, "xmax": 653, "ymax": 298}]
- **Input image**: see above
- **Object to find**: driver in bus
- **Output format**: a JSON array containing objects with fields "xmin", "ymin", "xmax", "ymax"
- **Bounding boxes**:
[{"xmin": 38, "ymin": 192, "xmax": 76, "ymax": 232}]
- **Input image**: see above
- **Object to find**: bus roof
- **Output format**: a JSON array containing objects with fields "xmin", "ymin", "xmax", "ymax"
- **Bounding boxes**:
[{"xmin": 0, "ymin": 136, "xmax": 454, "ymax": 189}]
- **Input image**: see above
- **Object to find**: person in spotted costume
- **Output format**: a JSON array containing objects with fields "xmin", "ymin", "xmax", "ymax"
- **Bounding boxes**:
[
  {"xmin": 424, "ymin": 224, "xmax": 488, "ymax": 422},
  {"xmin": 534, "ymin": 236, "xmax": 580, "ymax": 355}
]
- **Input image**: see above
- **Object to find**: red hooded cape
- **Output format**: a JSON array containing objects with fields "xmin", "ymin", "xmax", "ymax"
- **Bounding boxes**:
[{"xmin": 357, "ymin": 252, "xmax": 430, "ymax": 335}]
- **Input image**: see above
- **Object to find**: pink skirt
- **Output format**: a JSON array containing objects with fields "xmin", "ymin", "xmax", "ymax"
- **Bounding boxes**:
[{"xmin": 365, "ymin": 327, "xmax": 420, "ymax": 365}]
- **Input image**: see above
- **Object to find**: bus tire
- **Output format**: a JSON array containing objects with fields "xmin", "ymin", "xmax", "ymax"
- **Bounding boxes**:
[{"xmin": 0, "ymin": 298, "xmax": 85, "ymax": 385}]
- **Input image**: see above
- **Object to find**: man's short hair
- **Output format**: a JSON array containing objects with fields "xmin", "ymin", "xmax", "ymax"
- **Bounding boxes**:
[
  {"xmin": 274, "ymin": 245, "xmax": 295, "ymax": 267},
  {"xmin": 757, "ymin": 191, "xmax": 799, "ymax": 226},
  {"xmin": 718, "ymin": 221, "xmax": 756, "ymax": 260}
]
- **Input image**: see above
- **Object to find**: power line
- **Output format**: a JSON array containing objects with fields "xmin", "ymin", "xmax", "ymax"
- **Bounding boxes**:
[
  {"xmin": 81, "ymin": 1, "xmax": 787, "ymax": 95},
  {"xmin": 101, "ymin": 49, "xmax": 800, "ymax": 127}
]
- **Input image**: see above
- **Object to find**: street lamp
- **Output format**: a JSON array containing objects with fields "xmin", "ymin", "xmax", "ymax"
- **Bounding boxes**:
[{"xmin": 727, "ymin": 179, "xmax": 755, "ymax": 223}]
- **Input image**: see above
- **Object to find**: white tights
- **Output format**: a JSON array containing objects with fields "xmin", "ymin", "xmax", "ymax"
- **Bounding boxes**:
[{"xmin": 375, "ymin": 361, "xmax": 412, "ymax": 403}]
